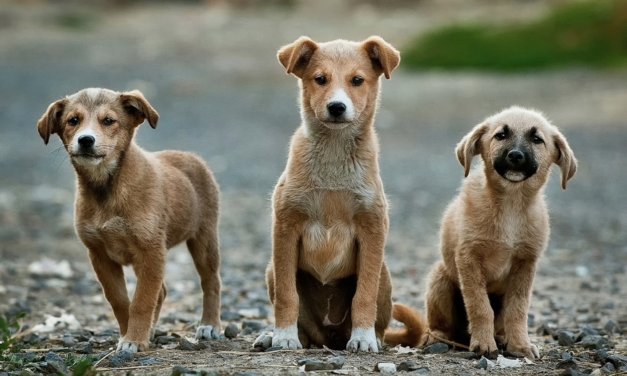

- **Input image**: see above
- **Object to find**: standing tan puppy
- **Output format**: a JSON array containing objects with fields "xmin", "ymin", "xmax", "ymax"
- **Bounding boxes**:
[
  {"xmin": 253, "ymin": 36, "xmax": 401, "ymax": 352},
  {"xmin": 417, "ymin": 107, "xmax": 577, "ymax": 358},
  {"xmin": 37, "ymin": 88, "xmax": 222, "ymax": 353}
]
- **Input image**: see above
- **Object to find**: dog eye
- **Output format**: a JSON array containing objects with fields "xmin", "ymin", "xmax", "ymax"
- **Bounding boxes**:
[
  {"xmin": 102, "ymin": 117, "xmax": 116, "ymax": 126},
  {"xmin": 67, "ymin": 117, "xmax": 79, "ymax": 126},
  {"xmin": 314, "ymin": 76, "xmax": 327, "ymax": 85},
  {"xmin": 351, "ymin": 77, "xmax": 364, "ymax": 86},
  {"xmin": 494, "ymin": 132, "xmax": 507, "ymax": 140},
  {"xmin": 532, "ymin": 135, "xmax": 544, "ymax": 144}
]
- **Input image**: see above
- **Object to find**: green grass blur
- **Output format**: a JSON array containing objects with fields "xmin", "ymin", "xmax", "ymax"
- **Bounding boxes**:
[{"xmin": 403, "ymin": 0, "xmax": 627, "ymax": 71}]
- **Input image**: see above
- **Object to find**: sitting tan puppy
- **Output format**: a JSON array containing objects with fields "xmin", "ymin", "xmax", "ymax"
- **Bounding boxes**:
[
  {"xmin": 254, "ymin": 36, "xmax": 403, "ymax": 352},
  {"xmin": 421, "ymin": 107, "xmax": 577, "ymax": 358},
  {"xmin": 37, "ymin": 88, "xmax": 222, "ymax": 353}
]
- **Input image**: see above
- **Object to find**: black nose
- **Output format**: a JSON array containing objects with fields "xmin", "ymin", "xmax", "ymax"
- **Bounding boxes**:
[
  {"xmin": 327, "ymin": 102, "xmax": 346, "ymax": 117},
  {"xmin": 507, "ymin": 150, "xmax": 525, "ymax": 164},
  {"xmin": 78, "ymin": 135, "xmax": 95, "ymax": 148}
]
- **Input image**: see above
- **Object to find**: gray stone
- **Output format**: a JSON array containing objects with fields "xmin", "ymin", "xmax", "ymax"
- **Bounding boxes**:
[
  {"xmin": 179, "ymin": 339, "xmax": 198, "ymax": 351},
  {"xmin": 601, "ymin": 362, "xmax": 615, "ymax": 373},
  {"xmin": 224, "ymin": 323, "xmax": 239, "ymax": 339},
  {"xmin": 423, "ymin": 343, "xmax": 449, "ymax": 354},
  {"xmin": 75, "ymin": 341, "xmax": 93, "ymax": 354},
  {"xmin": 604, "ymin": 320, "xmax": 622, "ymax": 334},
  {"xmin": 302, "ymin": 360, "xmax": 334, "ymax": 371},
  {"xmin": 140, "ymin": 358, "xmax": 164, "ymax": 366},
  {"xmin": 156, "ymin": 335, "xmax": 177, "ymax": 345},
  {"xmin": 578, "ymin": 335, "xmax": 609, "ymax": 349},
  {"xmin": 411, "ymin": 369, "xmax": 430, "ymax": 374},
  {"xmin": 397, "ymin": 360, "xmax": 416, "ymax": 372},
  {"xmin": 328, "ymin": 356, "xmax": 345, "ymax": 368},
  {"xmin": 558, "ymin": 331, "xmax": 575, "ymax": 346},
  {"xmin": 242, "ymin": 327, "xmax": 253, "ymax": 335},
  {"xmin": 475, "ymin": 356, "xmax": 489, "ymax": 370},
  {"xmin": 60, "ymin": 336, "xmax": 75, "ymax": 347},
  {"xmin": 556, "ymin": 359, "xmax": 578, "ymax": 371},
  {"xmin": 44, "ymin": 352, "xmax": 67, "ymax": 374},
  {"xmin": 561, "ymin": 351, "xmax": 572, "ymax": 361},
  {"xmin": 154, "ymin": 328, "xmax": 168, "ymax": 337},
  {"xmin": 115, "ymin": 350, "xmax": 135, "ymax": 362},
  {"xmin": 607, "ymin": 355, "xmax": 627, "ymax": 368},
  {"xmin": 593, "ymin": 349, "xmax": 609, "ymax": 363}
]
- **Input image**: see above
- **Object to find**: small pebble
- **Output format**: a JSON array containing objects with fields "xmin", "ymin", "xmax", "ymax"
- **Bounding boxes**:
[
  {"xmin": 578, "ymin": 335, "xmax": 609, "ymax": 349},
  {"xmin": 220, "ymin": 311, "xmax": 242, "ymax": 321},
  {"xmin": 375, "ymin": 362, "xmax": 396, "ymax": 373},
  {"xmin": 44, "ymin": 352, "xmax": 67, "ymax": 374},
  {"xmin": 179, "ymin": 339, "xmax": 198, "ymax": 351},
  {"xmin": 412, "ymin": 368, "xmax": 430, "ymax": 374},
  {"xmin": 593, "ymin": 349, "xmax": 609, "ymax": 363},
  {"xmin": 601, "ymin": 362, "xmax": 616, "ymax": 373},
  {"xmin": 265, "ymin": 346, "xmax": 283, "ymax": 352},
  {"xmin": 557, "ymin": 331, "xmax": 575, "ymax": 346},
  {"xmin": 556, "ymin": 359, "xmax": 578, "ymax": 371},
  {"xmin": 224, "ymin": 323, "xmax": 239, "ymax": 339},
  {"xmin": 561, "ymin": 351, "xmax": 572, "ymax": 361},
  {"xmin": 171, "ymin": 365, "xmax": 195, "ymax": 376},
  {"xmin": 475, "ymin": 356, "xmax": 489, "ymax": 370},
  {"xmin": 397, "ymin": 360, "xmax": 416, "ymax": 372},
  {"xmin": 140, "ymin": 358, "xmax": 164, "ymax": 366},
  {"xmin": 74, "ymin": 341, "xmax": 93, "ymax": 354},
  {"xmin": 423, "ymin": 343, "xmax": 449, "ymax": 354},
  {"xmin": 116, "ymin": 350, "xmax": 135, "ymax": 362},
  {"xmin": 607, "ymin": 354, "xmax": 627, "ymax": 368},
  {"xmin": 604, "ymin": 320, "xmax": 621, "ymax": 334},
  {"xmin": 156, "ymin": 335, "xmax": 176, "ymax": 345}
]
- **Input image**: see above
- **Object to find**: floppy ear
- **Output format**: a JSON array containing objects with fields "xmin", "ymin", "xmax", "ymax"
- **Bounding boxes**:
[
  {"xmin": 277, "ymin": 37, "xmax": 319, "ymax": 78},
  {"xmin": 120, "ymin": 90, "xmax": 159, "ymax": 129},
  {"xmin": 362, "ymin": 36, "xmax": 401, "ymax": 79},
  {"xmin": 37, "ymin": 98, "xmax": 68, "ymax": 145},
  {"xmin": 552, "ymin": 130, "xmax": 577, "ymax": 189},
  {"xmin": 456, "ymin": 123, "xmax": 488, "ymax": 177}
]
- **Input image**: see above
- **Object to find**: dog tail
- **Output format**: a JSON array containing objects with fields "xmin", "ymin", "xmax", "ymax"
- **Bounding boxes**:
[{"xmin": 384, "ymin": 303, "xmax": 427, "ymax": 348}]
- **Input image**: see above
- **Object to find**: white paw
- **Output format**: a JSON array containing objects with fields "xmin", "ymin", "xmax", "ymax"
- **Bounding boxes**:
[
  {"xmin": 271, "ymin": 325, "xmax": 302, "ymax": 350},
  {"xmin": 347, "ymin": 327, "xmax": 378, "ymax": 352},
  {"xmin": 117, "ymin": 338, "xmax": 140, "ymax": 353},
  {"xmin": 253, "ymin": 332, "xmax": 273, "ymax": 349},
  {"xmin": 196, "ymin": 325, "xmax": 220, "ymax": 340}
]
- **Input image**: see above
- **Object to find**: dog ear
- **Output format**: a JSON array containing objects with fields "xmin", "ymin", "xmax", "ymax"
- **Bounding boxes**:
[
  {"xmin": 456, "ymin": 123, "xmax": 488, "ymax": 178},
  {"xmin": 362, "ymin": 36, "xmax": 401, "ymax": 79},
  {"xmin": 37, "ymin": 98, "xmax": 68, "ymax": 145},
  {"xmin": 277, "ymin": 37, "xmax": 319, "ymax": 78},
  {"xmin": 552, "ymin": 130, "xmax": 577, "ymax": 189},
  {"xmin": 120, "ymin": 90, "xmax": 159, "ymax": 129}
]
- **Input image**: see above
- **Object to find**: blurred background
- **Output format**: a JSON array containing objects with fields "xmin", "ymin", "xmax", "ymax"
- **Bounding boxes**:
[{"xmin": 0, "ymin": 0, "xmax": 625, "ymax": 334}]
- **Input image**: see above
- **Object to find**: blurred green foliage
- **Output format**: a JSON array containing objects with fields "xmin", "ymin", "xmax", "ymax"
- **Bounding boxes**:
[
  {"xmin": 55, "ymin": 12, "xmax": 99, "ymax": 31},
  {"xmin": 403, "ymin": 0, "xmax": 627, "ymax": 71}
]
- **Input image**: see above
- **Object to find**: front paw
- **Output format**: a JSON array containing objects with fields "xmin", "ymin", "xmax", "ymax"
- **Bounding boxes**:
[
  {"xmin": 196, "ymin": 325, "xmax": 220, "ymax": 340},
  {"xmin": 470, "ymin": 333, "xmax": 498, "ymax": 359},
  {"xmin": 271, "ymin": 325, "xmax": 302, "ymax": 350},
  {"xmin": 117, "ymin": 338, "xmax": 148, "ymax": 353},
  {"xmin": 347, "ymin": 327, "xmax": 379, "ymax": 353},
  {"xmin": 507, "ymin": 342, "xmax": 539, "ymax": 359}
]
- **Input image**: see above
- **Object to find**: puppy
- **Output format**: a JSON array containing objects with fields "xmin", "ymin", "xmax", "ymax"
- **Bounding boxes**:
[
  {"xmin": 419, "ymin": 107, "xmax": 577, "ymax": 358},
  {"xmin": 253, "ymin": 36, "xmax": 406, "ymax": 352},
  {"xmin": 37, "ymin": 88, "xmax": 222, "ymax": 353}
]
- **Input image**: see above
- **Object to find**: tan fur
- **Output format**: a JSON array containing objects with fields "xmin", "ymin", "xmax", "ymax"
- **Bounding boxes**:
[
  {"xmin": 265, "ymin": 36, "xmax": 401, "ymax": 352},
  {"xmin": 423, "ymin": 107, "xmax": 577, "ymax": 358},
  {"xmin": 37, "ymin": 88, "xmax": 222, "ymax": 352}
]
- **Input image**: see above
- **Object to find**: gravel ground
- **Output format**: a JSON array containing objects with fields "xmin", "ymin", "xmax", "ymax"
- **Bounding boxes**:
[{"xmin": 0, "ymin": 1, "xmax": 626, "ymax": 375}]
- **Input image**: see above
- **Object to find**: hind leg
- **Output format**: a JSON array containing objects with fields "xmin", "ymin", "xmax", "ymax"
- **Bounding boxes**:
[
  {"xmin": 188, "ymin": 228, "xmax": 222, "ymax": 340},
  {"xmin": 425, "ymin": 262, "xmax": 458, "ymax": 346},
  {"xmin": 375, "ymin": 263, "xmax": 393, "ymax": 347}
]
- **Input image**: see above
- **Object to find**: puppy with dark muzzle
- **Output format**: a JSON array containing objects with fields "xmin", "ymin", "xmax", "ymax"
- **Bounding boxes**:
[
  {"xmin": 37, "ymin": 88, "xmax": 222, "ymax": 353},
  {"xmin": 393, "ymin": 107, "xmax": 578, "ymax": 358}
]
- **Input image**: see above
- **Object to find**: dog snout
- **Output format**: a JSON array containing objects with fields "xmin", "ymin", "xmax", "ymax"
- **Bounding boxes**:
[
  {"xmin": 327, "ymin": 102, "xmax": 346, "ymax": 117},
  {"xmin": 507, "ymin": 150, "xmax": 525, "ymax": 164},
  {"xmin": 78, "ymin": 135, "xmax": 96, "ymax": 149}
]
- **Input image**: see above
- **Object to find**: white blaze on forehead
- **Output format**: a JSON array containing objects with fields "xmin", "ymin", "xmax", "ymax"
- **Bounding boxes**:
[
  {"xmin": 328, "ymin": 89, "xmax": 355, "ymax": 119},
  {"xmin": 85, "ymin": 88, "xmax": 101, "ymax": 99}
]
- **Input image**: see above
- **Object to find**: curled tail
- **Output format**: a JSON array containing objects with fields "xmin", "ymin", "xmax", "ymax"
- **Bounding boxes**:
[{"xmin": 384, "ymin": 303, "xmax": 427, "ymax": 348}]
